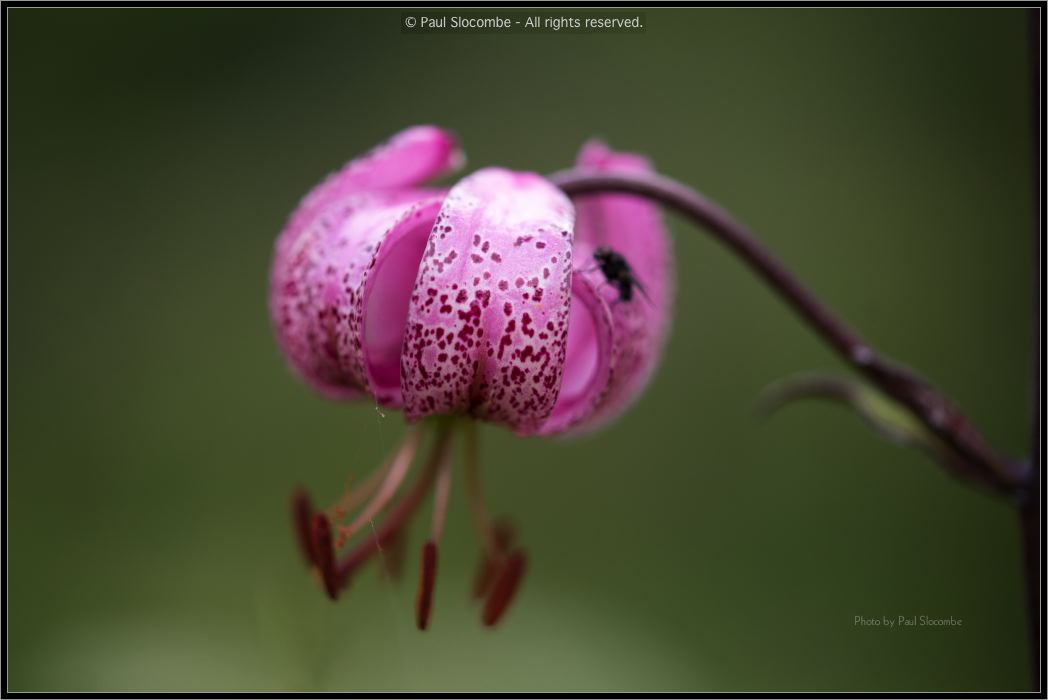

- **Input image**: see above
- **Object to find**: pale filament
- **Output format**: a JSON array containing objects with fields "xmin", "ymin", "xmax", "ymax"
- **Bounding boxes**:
[
  {"xmin": 430, "ymin": 446, "xmax": 454, "ymax": 543},
  {"xmin": 336, "ymin": 424, "xmax": 455, "ymax": 579},
  {"xmin": 327, "ymin": 447, "xmax": 397, "ymax": 521},
  {"xmin": 339, "ymin": 424, "xmax": 423, "ymax": 542},
  {"xmin": 464, "ymin": 420, "xmax": 498, "ymax": 558}
]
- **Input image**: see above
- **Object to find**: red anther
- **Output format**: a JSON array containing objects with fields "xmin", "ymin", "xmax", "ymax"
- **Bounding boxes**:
[
  {"xmin": 291, "ymin": 488, "xmax": 315, "ymax": 566},
  {"xmin": 482, "ymin": 549, "xmax": 526, "ymax": 627},
  {"xmin": 415, "ymin": 540, "xmax": 439, "ymax": 630},
  {"xmin": 471, "ymin": 520, "xmax": 514, "ymax": 599},
  {"xmin": 311, "ymin": 513, "xmax": 339, "ymax": 600}
]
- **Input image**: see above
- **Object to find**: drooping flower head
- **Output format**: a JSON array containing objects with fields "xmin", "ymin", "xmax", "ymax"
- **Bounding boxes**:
[{"xmin": 270, "ymin": 126, "xmax": 673, "ymax": 628}]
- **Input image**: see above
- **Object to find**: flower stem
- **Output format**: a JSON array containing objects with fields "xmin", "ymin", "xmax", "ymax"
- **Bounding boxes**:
[{"xmin": 550, "ymin": 168, "xmax": 1029, "ymax": 495}]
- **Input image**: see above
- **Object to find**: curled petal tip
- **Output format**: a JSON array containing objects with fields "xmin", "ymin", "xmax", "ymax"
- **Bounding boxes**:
[
  {"xmin": 415, "ymin": 540, "xmax": 439, "ymax": 630},
  {"xmin": 340, "ymin": 125, "xmax": 462, "ymax": 191},
  {"xmin": 482, "ymin": 550, "xmax": 527, "ymax": 627},
  {"xmin": 270, "ymin": 125, "xmax": 460, "ymax": 403},
  {"xmin": 578, "ymin": 138, "xmax": 653, "ymax": 172}
]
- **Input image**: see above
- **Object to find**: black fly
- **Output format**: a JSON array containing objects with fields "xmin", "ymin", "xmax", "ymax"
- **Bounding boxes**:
[{"xmin": 591, "ymin": 246, "xmax": 651, "ymax": 305}]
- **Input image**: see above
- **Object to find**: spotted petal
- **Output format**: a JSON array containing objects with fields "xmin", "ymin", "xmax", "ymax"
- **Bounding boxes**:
[
  {"xmin": 401, "ymin": 168, "xmax": 584, "ymax": 435},
  {"xmin": 286, "ymin": 126, "xmax": 461, "ymax": 241},
  {"xmin": 270, "ymin": 127, "xmax": 460, "ymax": 401},
  {"xmin": 564, "ymin": 140, "xmax": 675, "ymax": 433}
]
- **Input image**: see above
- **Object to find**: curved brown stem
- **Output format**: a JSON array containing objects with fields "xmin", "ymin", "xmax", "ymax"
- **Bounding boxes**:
[{"xmin": 550, "ymin": 168, "xmax": 1029, "ymax": 496}]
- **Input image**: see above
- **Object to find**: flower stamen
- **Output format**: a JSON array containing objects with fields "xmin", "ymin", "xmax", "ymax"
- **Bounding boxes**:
[
  {"xmin": 310, "ymin": 512, "xmax": 339, "ymax": 600},
  {"xmin": 472, "ymin": 519, "xmax": 514, "ymax": 599},
  {"xmin": 462, "ymin": 421, "xmax": 527, "ymax": 625},
  {"xmin": 415, "ymin": 541, "xmax": 438, "ymax": 630},
  {"xmin": 327, "ymin": 446, "xmax": 397, "ymax": 522},
  {"xmin": 376, "ymin": 529, "xmax": 407, "ymax": 581},
  {"xmin": 335, "ymin": 424, "xmax": 424, "ymax": 546},
  {"xmin": 482, "ymin": 550, "xmax": 527, "ymax": 627},
  {"xmin": 464, "ymin": 421, "xmax": 498, "ymax": 558},
  {"xmin": 291, "ymin": 487, "xmax": 315, "ymax": 567},
  {"xmin": 335, "ymin": 423, "xmax": 455, "ymax": 586},
  {"xmin": 415, "ymin": 442, "xmax": 454, "ymax": 630}
]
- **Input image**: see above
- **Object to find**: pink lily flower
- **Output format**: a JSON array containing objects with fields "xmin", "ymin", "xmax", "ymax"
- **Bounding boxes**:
[{"xmin": 270, "ymin": 126, "xmax": 673, "ymax": 629}]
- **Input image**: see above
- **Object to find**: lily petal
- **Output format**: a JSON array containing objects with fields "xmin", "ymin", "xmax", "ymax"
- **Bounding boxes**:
[
  {"xmin": 288, "ymin": 126, "xmax": 460, "ymax": 238},
  {"xmin": 568, "ymin": 140, "xmax": 675, "ymax": 432},
  {"xmin": 270, "ymin": 126, "xmax": 460, "ymax": 401},
  {"xmin": 272, "ymin": 195, "xmax": 446, "ymax": 401},
  {"xmin": 539, "ymin": 273, "xmax": 615, "ymax": 435},
  {"xmin": 401, "ymin": 168, "xmax": 576, "ymax": 435}
]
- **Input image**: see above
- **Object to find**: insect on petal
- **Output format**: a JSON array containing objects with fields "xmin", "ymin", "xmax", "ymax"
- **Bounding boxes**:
[{"xmin": 567, "ymin": 140, "xmax": 675, "ymax": 433}]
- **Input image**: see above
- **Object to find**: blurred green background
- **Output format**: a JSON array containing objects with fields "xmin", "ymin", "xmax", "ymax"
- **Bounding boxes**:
[{"xmin": 8, "ymin": 8, "xmax": 1036, "ymax": 692}]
